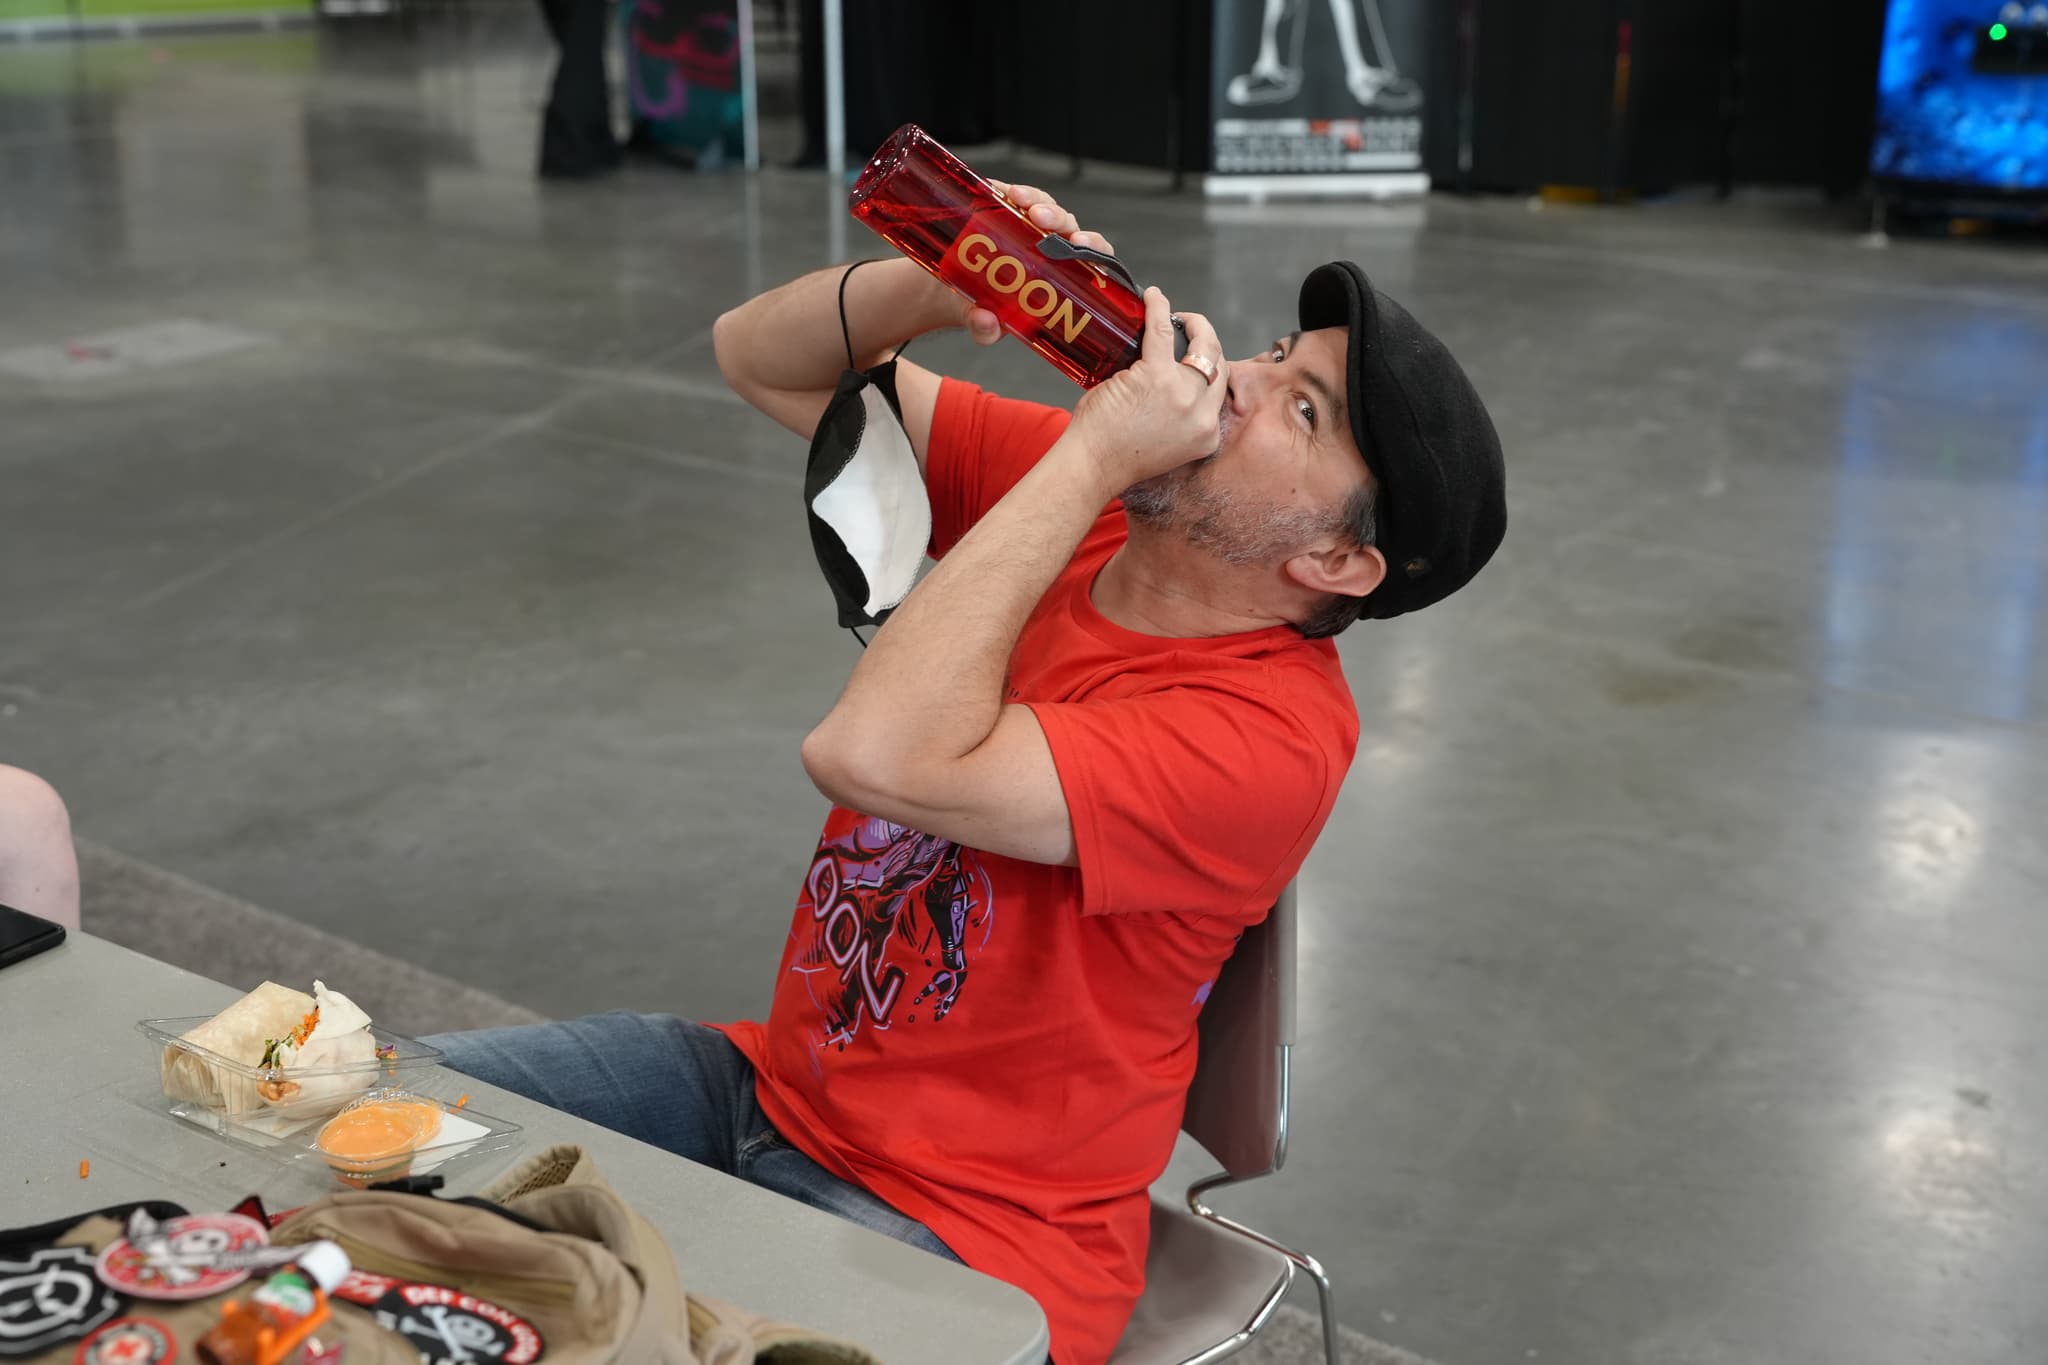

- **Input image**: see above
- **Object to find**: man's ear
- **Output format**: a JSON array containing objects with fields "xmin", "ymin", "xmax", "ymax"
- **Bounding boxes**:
[{"xmin": 1285, "ymin": 541, "xmax": 1387, "ymax": 602}]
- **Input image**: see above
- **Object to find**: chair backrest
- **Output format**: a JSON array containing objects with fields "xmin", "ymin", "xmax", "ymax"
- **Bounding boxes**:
[{"xmin": 1179, "ymin": 883, "xmax": 1298, "ymax": 1181}]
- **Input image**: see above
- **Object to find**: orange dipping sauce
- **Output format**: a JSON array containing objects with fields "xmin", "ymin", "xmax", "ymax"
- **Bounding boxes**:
[{"xmin": 317, "ymin": 1096, "xmax": 443, "ymax": 1187}]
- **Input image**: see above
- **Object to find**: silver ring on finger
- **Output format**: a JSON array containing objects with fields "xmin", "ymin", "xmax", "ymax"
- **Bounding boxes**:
[{"xmin": 1180, "ymin": 351, "xmax": 1219, "ymax": 386}]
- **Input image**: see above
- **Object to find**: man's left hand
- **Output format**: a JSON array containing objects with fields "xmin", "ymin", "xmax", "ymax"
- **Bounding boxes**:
[{"xmin": 1068, "ymin": 289, "xmax": 1228, "ymax": 494}]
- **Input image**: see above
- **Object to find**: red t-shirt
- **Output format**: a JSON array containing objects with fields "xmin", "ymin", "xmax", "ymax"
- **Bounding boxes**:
[{"xmin": 719, "ymin": 378, "xmax": 1358, "ymax": 1365}]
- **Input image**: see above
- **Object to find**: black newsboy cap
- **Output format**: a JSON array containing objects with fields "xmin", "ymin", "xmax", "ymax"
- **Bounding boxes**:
[{"xmin": 1298, "ymin": 261, "xmax": 1506, "ymax": 620}]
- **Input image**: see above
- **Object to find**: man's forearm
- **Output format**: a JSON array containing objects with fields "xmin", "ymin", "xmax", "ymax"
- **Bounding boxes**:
[
  {"xmin": 713, "ymin": 257, "xmax": 957, "ymax": 397},
  {"xmin": 806, "ymin": 434, "xmax": 1111, "ymax": 774}
]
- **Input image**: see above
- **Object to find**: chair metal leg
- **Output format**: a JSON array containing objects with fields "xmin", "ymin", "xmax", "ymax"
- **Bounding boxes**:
[
  {"xmin": 1188, "ymin": 1172, "xmax": 1341, "ymax": 1365},
  {"xmin": 1172, "ymin": 1262, "xmax": 1294, "ymax": 1365},
  {"xmin": 1297, "ymin": 1245, "xmax": 1342, "ymax": 1365}
]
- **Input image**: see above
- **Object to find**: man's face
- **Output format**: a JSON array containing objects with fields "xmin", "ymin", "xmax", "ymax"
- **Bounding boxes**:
[{"xmin": 1121, "ymin": 326, "xmax": 1373, "ymax": 566}]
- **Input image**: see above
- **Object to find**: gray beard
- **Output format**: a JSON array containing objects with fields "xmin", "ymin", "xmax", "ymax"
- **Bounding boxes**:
[
  {"xmin": 1118, "ymin": 459, "xmax": 1205, "ymax": 528},
  {"xmin": 1120, "ymin": 457, "xmax": 1339, "ymax": 568}
]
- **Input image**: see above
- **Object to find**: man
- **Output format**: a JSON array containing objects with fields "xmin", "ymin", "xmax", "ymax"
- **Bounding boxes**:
[{"xmin": 434, "ymin": 185, "xmax": 1505, "ymax": 1364}]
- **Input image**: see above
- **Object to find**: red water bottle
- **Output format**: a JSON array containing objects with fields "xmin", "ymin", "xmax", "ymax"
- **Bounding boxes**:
[{"xmin": 850, "ymin": 123, "xmax": 1182, "ymax": 388}]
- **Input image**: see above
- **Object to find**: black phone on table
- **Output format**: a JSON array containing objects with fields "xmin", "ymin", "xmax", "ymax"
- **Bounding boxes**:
[{"xmin": 0, "ymin": 903, "xmax": 65, "ymax": 969}]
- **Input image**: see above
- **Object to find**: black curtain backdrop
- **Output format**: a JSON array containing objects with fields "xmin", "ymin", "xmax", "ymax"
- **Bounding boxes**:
[
  {"xmin": 1427, "ymin": 0, "xmax": 1886, "ymax": 196},
  {"xmin": 798, "ymin": 0, "xmax": 1209, "ymax": 171},
  {"xmin": 796, "ymin": 0, "xmax": 1884, "ymax": 194}
]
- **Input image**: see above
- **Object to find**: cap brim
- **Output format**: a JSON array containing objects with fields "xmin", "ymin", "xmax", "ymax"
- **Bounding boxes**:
[{"xmin": 1298, "ymin": 262, "xmax": 1380, "ymax": 484}]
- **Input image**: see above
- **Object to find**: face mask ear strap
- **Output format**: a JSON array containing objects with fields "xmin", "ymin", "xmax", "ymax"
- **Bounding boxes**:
[
  {"xmin": 839, "ymin": 260, "xmax": 916, "ymax": 372},
  {"xmin": 838, "ymin": 260, "xmax": 872, "ymax": 370}
]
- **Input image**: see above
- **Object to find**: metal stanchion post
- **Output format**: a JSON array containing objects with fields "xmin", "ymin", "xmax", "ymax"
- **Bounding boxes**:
[
  {"xmin": 823, "ymin": 0, "xmax": 845, "ymax": 179},
  {"xmin": 740, "ymin": 0, "xmax": 760, "ymax": 171}
]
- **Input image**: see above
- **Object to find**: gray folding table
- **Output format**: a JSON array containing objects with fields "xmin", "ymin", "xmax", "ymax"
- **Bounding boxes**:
[{"xmin": 0, "ymin": 933, "xmax": 1049, "ymax": 1365}]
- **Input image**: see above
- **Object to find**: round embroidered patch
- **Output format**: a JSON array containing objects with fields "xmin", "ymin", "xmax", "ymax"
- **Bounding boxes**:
[
  {"xmin": 72, "ymin": 1316, "xmax": 175, "ymax": 1365},
  {"xmin": 95, "ymin": 1212, "xmax": 269, "ymax": 1301},
  {"xmin": 334, "ymin": 1270, "xmax": 545, "ymax": 1364}
]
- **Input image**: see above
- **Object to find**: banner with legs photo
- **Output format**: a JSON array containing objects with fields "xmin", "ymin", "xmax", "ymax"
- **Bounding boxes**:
[{"xmin": 1209, "ymin": 0, "xmax": 1429, "ymax": 198}]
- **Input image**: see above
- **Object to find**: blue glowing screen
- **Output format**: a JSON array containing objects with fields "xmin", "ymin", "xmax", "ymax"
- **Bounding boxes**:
[{"xmin": 1872, "ymin": 0, "xmax": 2048, "ymax": 190}]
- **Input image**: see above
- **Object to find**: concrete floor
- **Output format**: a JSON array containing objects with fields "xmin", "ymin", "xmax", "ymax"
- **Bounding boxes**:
[{"xmin": 8, "ymin": 14, "xmax": 2048, "ymax": 1365}]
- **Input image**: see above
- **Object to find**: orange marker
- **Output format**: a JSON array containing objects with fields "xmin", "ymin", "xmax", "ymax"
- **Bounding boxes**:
[{"xmin": 79, "ymin": 1159, "xmax": 89, "ymax": 1179}]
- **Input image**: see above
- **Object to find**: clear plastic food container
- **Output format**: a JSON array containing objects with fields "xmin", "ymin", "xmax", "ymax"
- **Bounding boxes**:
[{"xmin": 139, "ymin": 1014, "xmax": 444, "ymax": 1131}]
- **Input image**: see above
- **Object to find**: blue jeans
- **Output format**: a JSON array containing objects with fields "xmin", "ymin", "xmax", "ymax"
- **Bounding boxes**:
[{"xmin": 424, "ymin": 1012, "xmax": 961, "ymax": 1264}]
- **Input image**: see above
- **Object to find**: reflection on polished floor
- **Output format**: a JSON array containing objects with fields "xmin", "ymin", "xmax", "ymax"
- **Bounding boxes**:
[{"xmin": 7, "ymin": 15, "xmax": 2048, "ymax": 1365}]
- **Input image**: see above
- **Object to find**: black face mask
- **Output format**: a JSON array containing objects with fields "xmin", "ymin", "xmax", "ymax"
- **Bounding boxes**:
[
  {"xmin": 804, "ymin": 359, "xmax": 929, "ymax": 630},
  {"xmin": 803, "ymin": 263, "xmax": 930, "ymax": 631}
]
